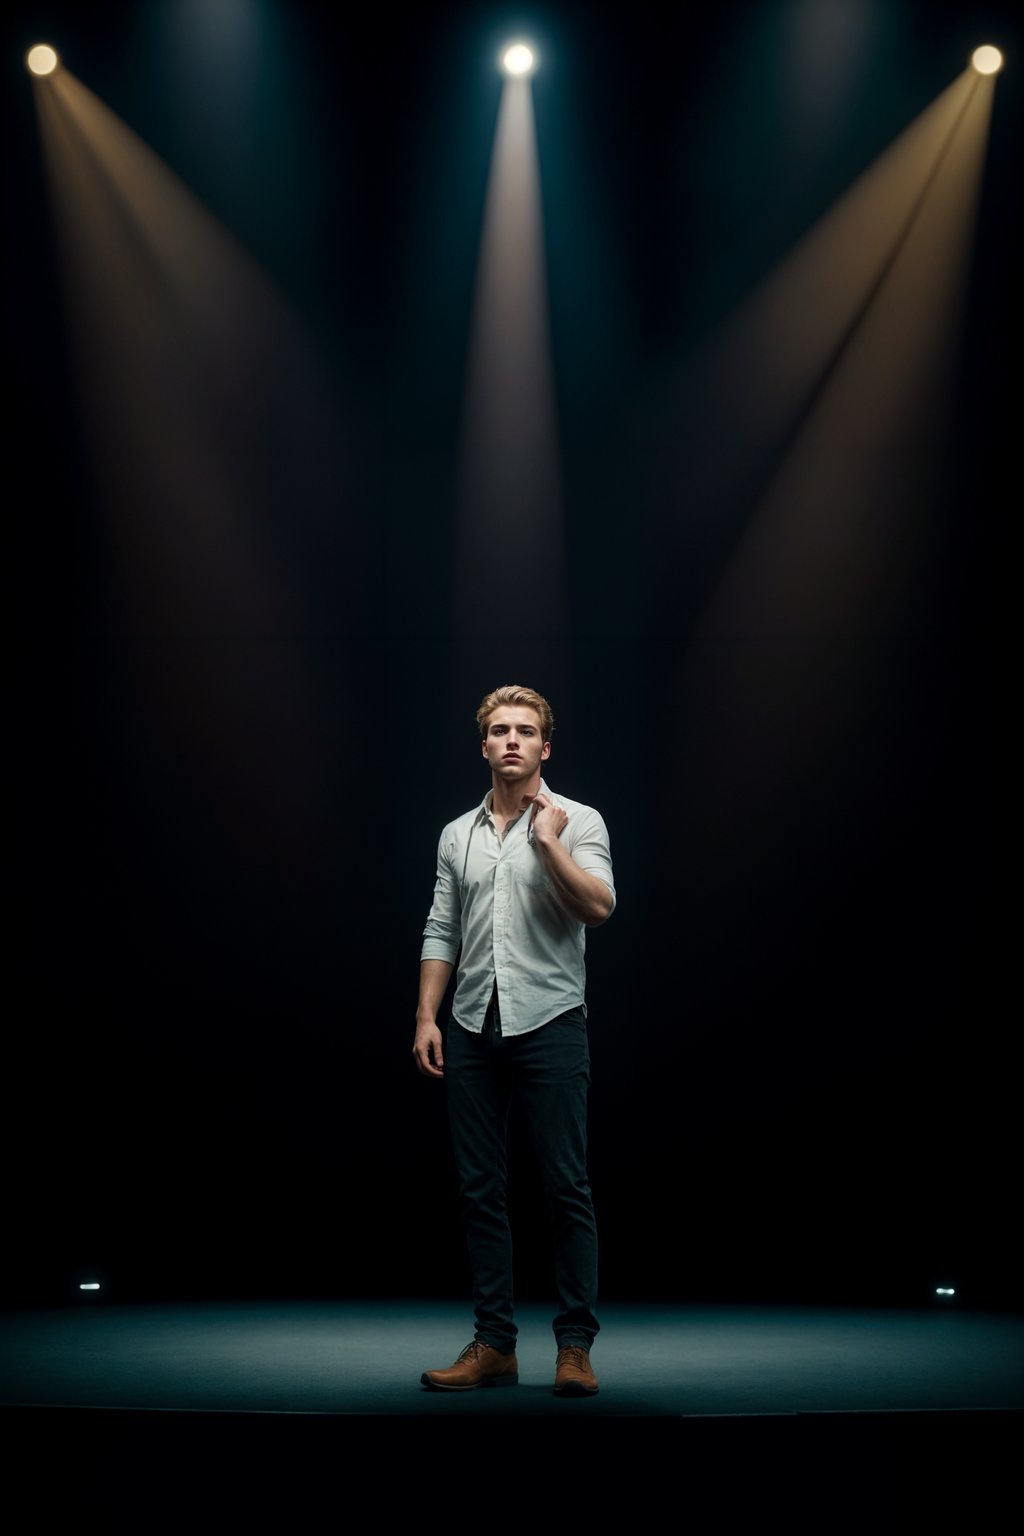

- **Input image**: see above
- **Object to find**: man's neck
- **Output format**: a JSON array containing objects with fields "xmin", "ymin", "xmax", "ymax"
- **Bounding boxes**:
[{"xmin": 490, "ymin": 771, "xmax": 543, "ymax": 822}]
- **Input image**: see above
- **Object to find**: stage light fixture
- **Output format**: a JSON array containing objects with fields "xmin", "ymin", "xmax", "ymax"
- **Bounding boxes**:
[
  {"xmin": 935, "ymin": 1286, "xmax": 956, "ymax": 1298},
  {"xmin": 971, "ymin": 45, "xmax": 1003, "ymax": 75},
  {"xmin": 502, "ymin": 42, "xmax": 536, "ymax": 77},
  {"xmin": 79, "ymin": 1282, "xmax": 101, "ymax": 1291},
  {"xmin": 27, "ymin": 43, "xmax": 59, "ymax": 76}
]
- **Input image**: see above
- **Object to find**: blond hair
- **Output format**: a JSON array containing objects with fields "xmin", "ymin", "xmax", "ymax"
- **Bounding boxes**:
[{"xmin": 476, "ymin": 684, "xmax": 554, "ymax": 743}]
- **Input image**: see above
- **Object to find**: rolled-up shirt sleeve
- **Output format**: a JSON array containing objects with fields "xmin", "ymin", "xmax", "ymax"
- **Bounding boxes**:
[
  {"xmin": 569, "ymin": 809, "xmax": 616, "ymax": 914},
  {"xmin": 420, "ymin": 831, "xmax": 463, "ymax": 964}
]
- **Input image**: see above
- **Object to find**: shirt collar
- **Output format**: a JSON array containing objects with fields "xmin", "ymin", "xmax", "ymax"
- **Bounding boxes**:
[{"xmin": 479, "ymin": 777, "xmax": 552, "ymax": 826}]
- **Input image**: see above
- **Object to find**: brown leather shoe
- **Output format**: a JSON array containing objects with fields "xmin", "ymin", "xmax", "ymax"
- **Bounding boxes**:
[
  {"xmin": 421, "ymin": 1340, "xmax": 519, "ymax": 1391},
  {"xmin": 554, "ymin": 1345, "xmax": 599, "ymax": 1396}
]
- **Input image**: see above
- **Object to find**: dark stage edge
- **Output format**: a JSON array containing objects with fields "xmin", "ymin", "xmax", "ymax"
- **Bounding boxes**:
[{"xmin": 4, "ymin": 1301, "xmax": 1022, "ymax": 1520}]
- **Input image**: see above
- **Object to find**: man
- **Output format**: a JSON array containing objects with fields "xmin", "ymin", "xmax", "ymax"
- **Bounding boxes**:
[{"xmin": 413, "ymin": 684, "xmax": 615, "ymax": 1395}]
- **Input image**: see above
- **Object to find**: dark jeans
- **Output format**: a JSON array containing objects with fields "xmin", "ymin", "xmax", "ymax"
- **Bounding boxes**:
[{"xmin": 445, "ymin": 992, "xmax": 599, "ymax": 1353}]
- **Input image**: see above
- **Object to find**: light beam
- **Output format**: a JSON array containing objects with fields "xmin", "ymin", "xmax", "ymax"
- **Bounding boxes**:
[
  {"xmin": 659, "ymin": 61, "xmax": 1000, "ymax": 987},
  {"xmin": 655, "ymin": 65, "xmax": 998, "ymax": 642},
  {"xmin": 455, "ymin": 64, "xmax": 564, "ymax": 641},
  {"xmin": 31, "ymin": 68, "xmax": 344, "ymax": 880}
]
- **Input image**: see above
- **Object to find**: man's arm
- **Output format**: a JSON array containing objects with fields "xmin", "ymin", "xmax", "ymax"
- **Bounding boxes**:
[
  {"xmin": 530, "ymin": 796, "xmax": 615, "ymax": 927},
  {"xmin": 413, "ymin": 959, "xmax": 453, "ymax": 1079},
  {"xmin": 415, "ymin": 830, "xmax": 462, "ymax": 1079}
]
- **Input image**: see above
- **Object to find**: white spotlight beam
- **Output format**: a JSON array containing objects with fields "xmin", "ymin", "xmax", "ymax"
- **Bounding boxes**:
[{"xmin": 455, "ymin": 68, "xmax": 565, "ymax": 638}]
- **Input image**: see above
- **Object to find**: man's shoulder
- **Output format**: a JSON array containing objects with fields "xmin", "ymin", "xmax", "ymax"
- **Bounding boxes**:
[
  {"xmin": 546, "ymin": 785, "xmax": 604, "ymax": 819},
  {"xmin": 546, "ymin": 787, "xmax": 609, "ymax": 837},
  {"xmin": 438, "ymin": 803, "xmax": 484, "ymax": 842}
]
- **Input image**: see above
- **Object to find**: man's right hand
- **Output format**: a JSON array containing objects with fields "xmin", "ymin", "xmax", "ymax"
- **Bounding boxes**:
[{"xmin": 413, "ymin": 1020, "xmax": 445, "ymax": 1079}]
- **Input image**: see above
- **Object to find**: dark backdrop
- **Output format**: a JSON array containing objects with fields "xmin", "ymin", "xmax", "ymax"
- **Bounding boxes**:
[{"xmin": 4, "ymin": 0, "xmax": 1017, "ymax": 1309}]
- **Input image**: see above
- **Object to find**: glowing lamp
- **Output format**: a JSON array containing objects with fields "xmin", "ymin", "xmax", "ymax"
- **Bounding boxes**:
[
  {"xmin": 502, "ymin": 43, "xmax": 536, "ymax": 77},
  {"xmin": 27, "ymin": 44, "xmax": 59, "ymax": 76},
  {"xmin": 971, "ymin": 46, "xmax": 1003, "ymax": 75}
]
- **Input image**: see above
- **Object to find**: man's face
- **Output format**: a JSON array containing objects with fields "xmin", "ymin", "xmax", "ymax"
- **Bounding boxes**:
[{"xmin": 482, "ymin": 706, "xmax": 551, "ymax": 784}]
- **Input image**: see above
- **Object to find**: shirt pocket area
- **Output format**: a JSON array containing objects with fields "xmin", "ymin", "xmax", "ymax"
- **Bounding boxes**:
[{"xmin": 514, "ymin": 853, "xmax": 553, "ymax": 891}]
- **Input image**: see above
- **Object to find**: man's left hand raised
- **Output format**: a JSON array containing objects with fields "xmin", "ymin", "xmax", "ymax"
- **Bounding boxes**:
[{"xmin": 527, "ymin": 793, "xmax": 568, "ymax": 845}]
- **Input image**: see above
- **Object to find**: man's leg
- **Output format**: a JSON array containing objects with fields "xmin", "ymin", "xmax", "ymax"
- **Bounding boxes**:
[
  {"xmin": 444, "ymin": 1003, "xmax": 517, "ymax": 1354},
  {"xmin": 516, "ymin": 1007, "xmax": 599, "ymax": 1350}
]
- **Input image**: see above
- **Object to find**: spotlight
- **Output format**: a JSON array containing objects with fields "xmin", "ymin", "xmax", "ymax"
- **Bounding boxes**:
[
  {"xmin": 935, "ymin": 1286, "xmax": 956, "ymax": 1299},
  {"xmin": 79, "ymin": 1282, "xmax": 101, "ymax": 1292},
  {"xmin": 502, "ymin": 42, "xmax": 536, "ymax": 77},
  {"xmin": 971, "ymin": 45, "xmax": 1003, "ymax": 75},
  {"xmin": 26, "ymin": 43, "xmax": 59, "ymax": 76}
]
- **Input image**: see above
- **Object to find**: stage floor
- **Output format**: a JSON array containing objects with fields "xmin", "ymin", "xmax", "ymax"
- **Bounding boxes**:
[
  {"xmin": 3, "ymin": 1298, "xmax": 1021, "ymax": 1416},
  {"xmin": 5, "ymin": 1300, "xmax": 1021, "ymax": 1523}
]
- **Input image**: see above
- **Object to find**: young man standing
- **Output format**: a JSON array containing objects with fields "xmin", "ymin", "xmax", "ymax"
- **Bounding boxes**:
[{"xmin": 413, "ymin": 684, "xmax": 615, "ymax": 1395}]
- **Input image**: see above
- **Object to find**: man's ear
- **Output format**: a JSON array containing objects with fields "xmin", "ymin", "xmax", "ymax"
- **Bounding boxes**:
[{"xmin": 541, "ymin": 741, "xmax": 552, "ymax": 760}]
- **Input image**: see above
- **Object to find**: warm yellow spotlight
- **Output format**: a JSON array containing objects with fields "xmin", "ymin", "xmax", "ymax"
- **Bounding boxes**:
[
  {"xmin": 971, "ymin": 45, "xmax": 1003, "ymax": 75},
  {"xmin": 26, "ymin": 43, "xmax": 59, "ymax": 76},
  {"xmin": 502, "ymin": 43, "xmax": 536, "ymax": 77}
]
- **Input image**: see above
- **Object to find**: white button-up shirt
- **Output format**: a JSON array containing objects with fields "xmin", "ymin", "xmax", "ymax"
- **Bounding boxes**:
[{"xmin": 421, "ymin": 778, "xmax": 616, "ymax": 1036}]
